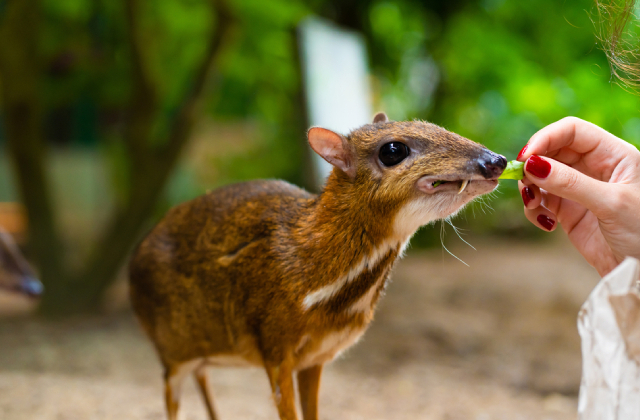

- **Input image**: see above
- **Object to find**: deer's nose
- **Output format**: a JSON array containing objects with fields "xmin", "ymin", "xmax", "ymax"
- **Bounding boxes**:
[
  {"xmin": 21, "ymin": 276, "xmax": 43, "ymax": 297},
  {"xmin": 478, "ymin": 152, "xmax": 507, "ymax": 179}
]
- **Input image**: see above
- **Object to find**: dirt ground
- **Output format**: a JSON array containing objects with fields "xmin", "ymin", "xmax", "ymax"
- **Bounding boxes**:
[{"xmin": 0, "ymin": 236, "xmax": 600, "ymax": 420}]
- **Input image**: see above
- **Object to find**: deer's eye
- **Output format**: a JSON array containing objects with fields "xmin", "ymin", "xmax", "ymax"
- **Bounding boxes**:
[{"xmin": 379, "ymin": 142, "xmax": 409, "ymax": 167}]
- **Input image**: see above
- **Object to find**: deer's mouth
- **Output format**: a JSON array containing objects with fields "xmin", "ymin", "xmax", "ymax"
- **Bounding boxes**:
[
  {"xmin": 417, "ymin": 176, "xmax": 498, "ymax": 195},
  {"xmin": 431, "ymin": 179, "xmax": 470, "ymax": 194}
]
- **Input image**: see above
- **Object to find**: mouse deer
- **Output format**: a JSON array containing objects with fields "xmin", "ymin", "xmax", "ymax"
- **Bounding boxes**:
[
  {"xmin": 129, "ymin": 113, "xmax": 506, "ymax": 420},
  {"xmin": 0, "ymin": 227, "xmax": 43, "ymax": 297}
]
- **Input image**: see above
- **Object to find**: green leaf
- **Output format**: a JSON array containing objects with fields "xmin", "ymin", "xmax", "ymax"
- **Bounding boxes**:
[{"xmin": 498, "ymin": 160, "xmax": 525, "ymax": 180}]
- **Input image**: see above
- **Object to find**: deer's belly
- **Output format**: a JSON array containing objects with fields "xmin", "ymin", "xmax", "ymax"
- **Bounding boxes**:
[
  {"xmin": 295, "ymin": 326, "xmax": 366, "ymax": 370},
  {"xmin": 203, "ymin": 333, "xmax": 264, "ymax": 367},
  {"xmin": 205, "ymin": 354, "xmax": 259, "ymax": 367}
]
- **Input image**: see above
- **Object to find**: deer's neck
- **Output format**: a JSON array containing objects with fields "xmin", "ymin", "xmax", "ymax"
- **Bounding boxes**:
[{"xmin": 293, "ymin": 171, "xmax": 412, "ymax": 313}]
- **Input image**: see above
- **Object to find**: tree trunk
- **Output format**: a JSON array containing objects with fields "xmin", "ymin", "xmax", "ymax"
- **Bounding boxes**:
[
  {"xmin": 35, "ymin": 0, "xmax": 235, "ymax": 316},
  {"xmin": 0, "ymin": 0, "xmax": 235, "ymax": 316},
  {"xmin": 0, "ymin": 0, "xmax": 69, "ymax": 311}
]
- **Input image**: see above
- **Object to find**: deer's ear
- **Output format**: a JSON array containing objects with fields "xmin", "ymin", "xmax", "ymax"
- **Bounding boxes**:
[
  {"xmin": 308, "ymin": 127, "xmax": 356, "ymax": 179},
  {"xmin": 373, "ymin": 112, "xmax": 389, "ymax": 124}
]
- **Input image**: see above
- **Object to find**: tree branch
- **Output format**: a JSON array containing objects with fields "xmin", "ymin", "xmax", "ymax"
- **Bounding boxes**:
[
  {"xmin": 160, "ymin": 0, "xmax": 235, "ymax": 163},
  {"xmin": 69, "ymin": 0, "xmax": 236, "ymax": 310},
  {"xmin": 122, "ymin": 0, "xmax": 158, "ymax": 185}
]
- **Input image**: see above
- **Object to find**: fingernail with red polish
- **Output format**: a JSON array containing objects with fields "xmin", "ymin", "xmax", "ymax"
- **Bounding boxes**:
[
  {"xmin": 521, "ymin": 187, "xmax": 534, "ymax": 206},
  {"xmin": 517, "ymin": 144, "xmax": 529, "ymax": 161},
  {"xmin": 537, "ymin": 214, "xmax": 555, "ymax": 231},
  {"xmin": 526, "ymin": 155, "xmax": 551, "ymax": 178}
]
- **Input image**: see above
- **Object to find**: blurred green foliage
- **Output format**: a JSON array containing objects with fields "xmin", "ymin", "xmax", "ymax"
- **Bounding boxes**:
[
  {"xmin": 3, "ymin": 0, "xmax": 640, "ymax": 241},
  {"xmin": 17, "ymin": 0, "xmax": 640, "ymax": 313},
  {"xmin": 204, "ymin": 0, "xmax": 310, "ymax": 186},
  {"xmin": 362, "ymin": 0, "xmax": 640, "ymax": 239},
  {"xmin": 433, "ymin": 2, "xmax": 640, "ymax": 149}
]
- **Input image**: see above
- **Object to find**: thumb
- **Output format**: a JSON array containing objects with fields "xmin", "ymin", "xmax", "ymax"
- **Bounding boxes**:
[{"xmin": 524, "ymin": 155, "xmax": 611, "ymax": 215}]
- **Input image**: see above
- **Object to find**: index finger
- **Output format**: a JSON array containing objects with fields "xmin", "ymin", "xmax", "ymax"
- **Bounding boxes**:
[{"xmin": 520, "ymin": 116, "xmax": 633, "ymax": 160}]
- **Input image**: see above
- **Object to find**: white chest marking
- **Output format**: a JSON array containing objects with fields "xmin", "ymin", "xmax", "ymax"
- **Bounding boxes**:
[
  {"xmin": 347, "ymin": 240, "xmax": 411, "ymax": 315},
  {"xmin": 348, "ymin": 273, "xmax": 387, "ymax": 314},
  {"xmin": 302, "ymin": 240, "xmax": 398, "ymax": 310}
]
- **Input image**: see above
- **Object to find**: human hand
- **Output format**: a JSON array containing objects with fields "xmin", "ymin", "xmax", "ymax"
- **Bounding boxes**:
[{"xmin": 517, "ymin": 117, "xmax": 640, "ymax": 277}]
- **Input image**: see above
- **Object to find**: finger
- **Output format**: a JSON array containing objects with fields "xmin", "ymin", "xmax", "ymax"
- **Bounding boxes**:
[
  {"xmin": 518, "ymin": 181, "xmax": 540, "ymax": 209},
  {"xmin": 521, "ymin": 117, "xmax": 633, "ymax": 159},
  {"xmin": 562, "ymin": 210, "xmax": 619, "ymax": 277},
  {"xmin": 545, "ymin": 147, "xmax": 582, "ymax": 166},
  {"xmin": 523, "ymin": 204, "xmax": 557, "ymax": 232},
  {"xmin": 523, "ymin": 155, "xmax": 612, "ymax": 217},
  {"xmin": 538, "ymin": 188, "xmax": 560, "ymax": 214},
  {"xmin": 555, "ymin": 197, "xmax": 590, "ymax": 235},
  {"xmin": 534, "ymin": 189, "xmax": 594, "ymax": 239}
]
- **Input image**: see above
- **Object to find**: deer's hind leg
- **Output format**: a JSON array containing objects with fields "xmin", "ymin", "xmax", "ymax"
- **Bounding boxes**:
[
  {"xmin": 265, "ymin": 359, "xmax": 299, "ymax": 420},
  {"xmin": 297, "ymin": 364, "xmax": 323, "ymax": 420},
  {"xmin": 195, "ymin": 365, "xmax": 219, "ymax": 420},
  {"xmin": 164, "ymin": 359, "xmax": 202, "ymax": 420}
]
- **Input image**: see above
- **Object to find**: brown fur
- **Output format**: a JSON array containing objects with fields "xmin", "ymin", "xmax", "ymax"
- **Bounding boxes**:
[{"xmin": 129, "ymin": 115, "xmax": 504, "ymax": 420}]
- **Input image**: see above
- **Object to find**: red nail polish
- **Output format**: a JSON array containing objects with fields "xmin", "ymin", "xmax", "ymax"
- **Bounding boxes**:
[
  {"xmin": 521, "ymin": 187, "xmax": 534, "ymax": 206},
  {"xmin": 517, "ymin": 144, "xmax": 529, "ymax": 161},
  {"xmin": 526, "ymin": 155, "xmax": 551, "ymax": 178},
  {"xmin": 537, "ymin": 214, "xmax": 555, "ymax": 231}
]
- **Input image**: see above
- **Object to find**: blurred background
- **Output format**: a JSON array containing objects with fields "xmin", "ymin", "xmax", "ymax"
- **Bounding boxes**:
[{"xmin": 0, "ymin": 0, "xmax": 636, "ymax": 418}]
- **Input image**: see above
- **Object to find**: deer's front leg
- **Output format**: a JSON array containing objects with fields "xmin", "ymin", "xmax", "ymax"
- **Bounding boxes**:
[
  {"xmin": 265, "ymin": 360, "xmax": 299, "ymax": 420},
  {"xmin": 297, "ymin": 364, "xmax": 323, "ymax": 420}
]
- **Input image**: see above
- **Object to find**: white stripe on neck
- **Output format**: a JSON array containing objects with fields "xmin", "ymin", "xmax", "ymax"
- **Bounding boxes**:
[
  {"xmin": 301, "ymin": 239, "xmax": 399, "ymax": 310},
  {"xmin": 302, "ymin": 195, "xmax": 445, "ymax": 312},
  {"xmin": 348, "ymin": 239, "xmax": 411, "ymax": 315}
]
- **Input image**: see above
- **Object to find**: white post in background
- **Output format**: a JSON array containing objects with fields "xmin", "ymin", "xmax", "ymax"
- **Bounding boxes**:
[
  {"xmin": 578, "ymin": 257, "xmax": 640, "ymax": 420},
  {"xmin": 298, "ymin": 17, "xmax": 373, "ymax": 188}
]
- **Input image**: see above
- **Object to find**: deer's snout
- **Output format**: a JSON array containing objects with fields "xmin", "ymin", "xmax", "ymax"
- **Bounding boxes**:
[
  {"xmin": 477, "ymin": 151, "xmax": 507, "ymax": 179},
  {"xmin": 20, "ymin": 276, "xmax": 43, "ymax": 297}
]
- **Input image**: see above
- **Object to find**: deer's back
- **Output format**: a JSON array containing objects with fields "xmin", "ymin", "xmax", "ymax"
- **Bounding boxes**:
[{"xmin": 129, "ymin": 180, "xmax": 313, "ymax": 366}]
